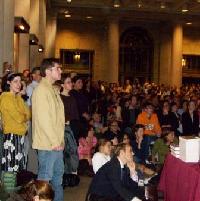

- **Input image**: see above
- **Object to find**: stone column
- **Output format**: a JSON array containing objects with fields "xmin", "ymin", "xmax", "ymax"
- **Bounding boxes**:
[
  {"xmin": 107, "ymin": 19, "xmax": 119, "ymax": 83},
  {"xmin": 0, "ymin": 0, "xmax": 15, "ymax": 75},
  {"xmin": 15, "ymin": 0, "xmax": 30, "ymax": 72},
  {"xmin": 171, "ymin": 24, "xmax": 183, "ymax": 88},
  {"xmin": 29, "ymin": 0, "xmax": 40, "ymax": 68},
  {"xmin": 45, "ymin": 15, "xmax": 57, "ymax": 58},
  {"xmin": 38, "ymin": 0, "xmax": 46, "ymax": 65}
]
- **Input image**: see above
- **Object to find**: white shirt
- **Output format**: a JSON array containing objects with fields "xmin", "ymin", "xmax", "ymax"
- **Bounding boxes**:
[
  {"xmin": 92, "ymin": 152, "xmax": 111, "ymax": 174},
  {"xmin": 26, "ymin": 81, "xmax": 39, "ymax": 106}
]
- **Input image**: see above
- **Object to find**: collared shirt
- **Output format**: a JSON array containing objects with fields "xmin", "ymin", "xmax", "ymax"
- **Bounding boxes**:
[
  {"xmin": 92, "ymin": 152, "xmax": 111, "ymax": 174},
  {"xmin": 26, "ymin": 80, "xmax": 39, "ymax": 106},
  {"xmin": 32, "ymin": 78, "xmax": 65, "ymax": 150}
]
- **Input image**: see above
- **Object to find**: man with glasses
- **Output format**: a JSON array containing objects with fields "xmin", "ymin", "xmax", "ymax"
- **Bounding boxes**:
[{"xmin": 32, "ymin": 58, "xmax": 65, "ymax": 201}]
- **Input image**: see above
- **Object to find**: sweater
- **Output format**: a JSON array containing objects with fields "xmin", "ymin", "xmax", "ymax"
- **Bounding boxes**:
[
  {"xmin": 0, "ymin": 92, "xmax": 30, "ymax": 135},
  {"xmin": 136, "ymin": 111, "xmax": 161, "ymax": 136}
]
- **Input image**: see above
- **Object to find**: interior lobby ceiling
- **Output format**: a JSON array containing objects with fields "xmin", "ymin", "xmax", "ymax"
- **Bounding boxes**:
[{"xmin": 47, "ymin": 0, "xmax": 200, "ymax": 25}]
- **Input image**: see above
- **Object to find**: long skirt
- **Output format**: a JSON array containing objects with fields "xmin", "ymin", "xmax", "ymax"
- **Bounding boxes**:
[{"xmin": 1, "ymin": 133, "xmax": 26, "ymax": 172}]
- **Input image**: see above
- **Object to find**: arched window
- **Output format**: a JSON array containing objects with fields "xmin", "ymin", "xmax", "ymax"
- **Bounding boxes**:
[{"xmin": 119, "ymin": 27, "xmax": 154, "ymax": 83}]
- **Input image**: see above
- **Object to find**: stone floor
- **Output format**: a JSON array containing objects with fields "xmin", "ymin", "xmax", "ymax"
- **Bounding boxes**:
[{"xmin": 64, "ymin": 176, "xmax": 92, "ymax": 201}]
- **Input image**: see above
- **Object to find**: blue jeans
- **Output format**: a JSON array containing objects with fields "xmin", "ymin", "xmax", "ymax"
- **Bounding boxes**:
[{"xmin": 37, "ymin": 150, "xmax": 64, "ymax": 201}]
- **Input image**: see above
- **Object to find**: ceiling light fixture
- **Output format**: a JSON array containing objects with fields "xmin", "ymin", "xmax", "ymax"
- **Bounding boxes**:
[
  {"xmin": 38, "ymin": 45, "xmax": 44, "ymax": 53},
  {"xmin": 86, "ymin": 16, "xmax": 93, "ymax": 19},
  {"xmin": 160, "ymin": 2, "xmax": 166, "ymax": 9},
  {"xmin": 113, "ymin": 0, "xmax": 120, "ymax": 8},
  {"xmin": 19, "ymin": 25, "xmax": 25, "ymax": 30},
  {"xmin": 64, "ymin": 10, "xmax": 69, "ymax": 14},
  {"xmin": 66, "ymin": 0, "xmax": 71, "ymax": 3},
  {"xmin": 65, "ymin": 14, "xmax": 71, "ymax": 18},
  {"xmin": 186, "ymin": 22, "xmax": 192, "ymax": 25},
  {"xmin": 182, "ymin": 4, "xmax": 189, "ymax": 12}
]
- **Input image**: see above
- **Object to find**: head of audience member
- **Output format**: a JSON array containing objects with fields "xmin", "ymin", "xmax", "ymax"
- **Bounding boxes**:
[
  {"xmin": 125, "ymin": 79, "xmax": 131, "ymax": 86},
  {"xmin": 171, "ymin": 102, "xmax": 178, "ymax": 113},
  {"xmin": 162, "ymin": 100, "xmax": 170, "ymax": 114},
  {"xmin": 40, "ymin": 58, "xmax": 62, "ymax": 84},
  {"xmin": 3, "ymin": 62, "xmax": 12, "ymax": 75},
  {"xmin": 18, "ymin": 180, "xmax": 54, "ymax": 201},
  {"xmin": 31, "ymin": 67, "xmax": 41, "ymax": 83},
  {"xmin": 129, "ymin": 95, "xmax": 137, "ymax": 107},
  {"xmin": 72, "ymin": 76, "xmax": 83, "ymax": 91},
  {"xmin": 109, "ymin": 120, "xmax": 119, "ymax": 134},
  {"xmin": 161, "ymin": 127, "xmax": 175, "ymax": 145},
  {"xmin": 93, "ymin": 113, "xmax": 101, "ymax": 123},
  {"xmin": 96, "ymin": 139, "xmax": 112, "ymax": 156},
  {"xmin": 2, "ymin": 73, "xmax": 22, "ymax": 94},
  {"xmin": 80, "ymin": 125, "xmax": 95, "ymax": 139},
  {"xmin": 114, "ymin": 143, "xmax": 133, "ymax": 165},
  {"xmin": 182, "ymin": 100, "xmax": 188, "ymax": 112},
  {"xmin": 61, "ymin": 73, "xmax": 72, "ymax": 93},
  {"xmin": 143, "ymin": 101, "xmax": 154, "ymax": 117},
  {"xmin": 188, "ymin": 100, "xmax": 196, "ymax": 113},
  {"xmin": 120, "ymin": 133, "xmax": 131, "ymax": 145}
]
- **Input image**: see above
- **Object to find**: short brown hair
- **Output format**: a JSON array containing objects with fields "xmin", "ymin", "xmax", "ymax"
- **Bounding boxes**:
[
  {"xmin": 113, "ymin": 143, "xmax": 128, "ymax": 156},
  {"xmin": 40, "ymin": 58, "xmax": 60, "ymax": 77},
  {"xmin": 19, "ymin": 180, "xmax": 54, "ymax": 201}
]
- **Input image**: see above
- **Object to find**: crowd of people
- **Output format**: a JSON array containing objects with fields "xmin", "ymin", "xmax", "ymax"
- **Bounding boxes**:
[{"xmin": 0, "ymin": 59, "xmax": 199, "ymax": 201}]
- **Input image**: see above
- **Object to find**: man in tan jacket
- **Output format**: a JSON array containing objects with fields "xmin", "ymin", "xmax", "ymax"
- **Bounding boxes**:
[{"xmin": 32, "ymin": 58, "xmax": 65, "ymax": 201}]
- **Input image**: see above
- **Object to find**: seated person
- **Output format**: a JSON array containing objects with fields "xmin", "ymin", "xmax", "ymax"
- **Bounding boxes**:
[
  {"xmin": 152, "ymin": 127, "xmax": 178, "ymax": 165},
  {"xmin": 131, "ymin": 124, "xmax": 146, "ymax": 164},
  {"xmin": 120, "ymin": 132, "xmax": 155, "ymax": 180},
  {"xmin": 87, "ymin": 143, "xmax": 144, "ymax": 201},
  {"xmin": 104, "ymin": 120, "xmax": 120, "ymax": 141},
  {"xmin": 78, "ymin": 126, "xmax": 97, "ymax": 165},
  {"xmin": 92, "ymin": 139, "xmax": 112, "ymax": 174},
  {"xmin": 93, "ymin": 113, "xmax": 104, "ymax": 134}
]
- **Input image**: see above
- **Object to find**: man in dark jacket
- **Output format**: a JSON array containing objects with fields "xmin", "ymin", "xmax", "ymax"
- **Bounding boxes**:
[{"xmin": 87, "ymin": 143, "xmax": 144, "ymax": 201}]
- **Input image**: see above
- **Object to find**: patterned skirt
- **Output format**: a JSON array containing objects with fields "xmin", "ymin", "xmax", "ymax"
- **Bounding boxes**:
[{"xmin": 1, "ymin": 133, "xmax": 26, "ymax": 172}]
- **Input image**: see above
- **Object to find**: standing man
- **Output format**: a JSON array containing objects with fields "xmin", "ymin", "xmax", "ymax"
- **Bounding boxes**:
[
  {"xmin": 32, "ymin": 58, "xmax": 65, "ymax": 201},
  {"xmin": 26, "ymin": 67, "xmax": 42, "ymax": 174}
]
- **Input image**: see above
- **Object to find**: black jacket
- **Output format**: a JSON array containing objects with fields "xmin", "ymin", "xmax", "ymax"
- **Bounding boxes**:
[
  {"xmin": 88, "ymin": 157, "xmax": 144, "ymax": 201},
  {"xmin": 182, "ymin": 111, "xmax": 199, "ymax": 136}
]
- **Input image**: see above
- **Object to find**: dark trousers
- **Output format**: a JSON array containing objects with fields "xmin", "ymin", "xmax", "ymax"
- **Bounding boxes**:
[
  {"xmin": 88, "ymin": 194, "xmax": 124, "ymax": 201},
  {"xmin": 143, "ymin": 135, "xmax": 157, "ymax": 161}
]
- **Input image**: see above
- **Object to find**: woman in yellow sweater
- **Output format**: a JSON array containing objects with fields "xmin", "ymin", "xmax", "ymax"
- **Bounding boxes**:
[{"xmin": 0, "ymin": 73, "xmax": 30, "ymax": 172}]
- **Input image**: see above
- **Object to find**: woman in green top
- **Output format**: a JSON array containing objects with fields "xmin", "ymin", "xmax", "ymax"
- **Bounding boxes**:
[{"xmin": 152, "ymin": 127, "xmax": 178, "ymax": 164}]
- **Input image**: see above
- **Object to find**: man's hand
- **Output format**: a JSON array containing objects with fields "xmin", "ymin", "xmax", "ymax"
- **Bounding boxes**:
[{"xmin": 127, "ymin": 160, "xmax": 136, "ymax": 175}]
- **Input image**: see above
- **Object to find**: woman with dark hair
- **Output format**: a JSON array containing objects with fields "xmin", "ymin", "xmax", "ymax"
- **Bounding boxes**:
[
  {"xmin": 60, "ymin": 74, "xmax": 79, "ymax": 174},
  {"xmin": 131, "ymin": 124, "xmax": 146, "ymax": 164},
  {"xmin": 7, "ymin": 180, "xmax": 54, "ymax": 201},
  {"xmin": 78, "ymin": 126, "xmax": 97, "ymax": 164},
  {"xmin": 152, "ymin": 127, "xmax": 178, "ymax": 164},
  {"xmin": 60, "ymin": 73, "xmax": 80, "ymax": 187},
  {"xmin": 0, "ymin": 73, "xmax": 30, "ymax": 173}
]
